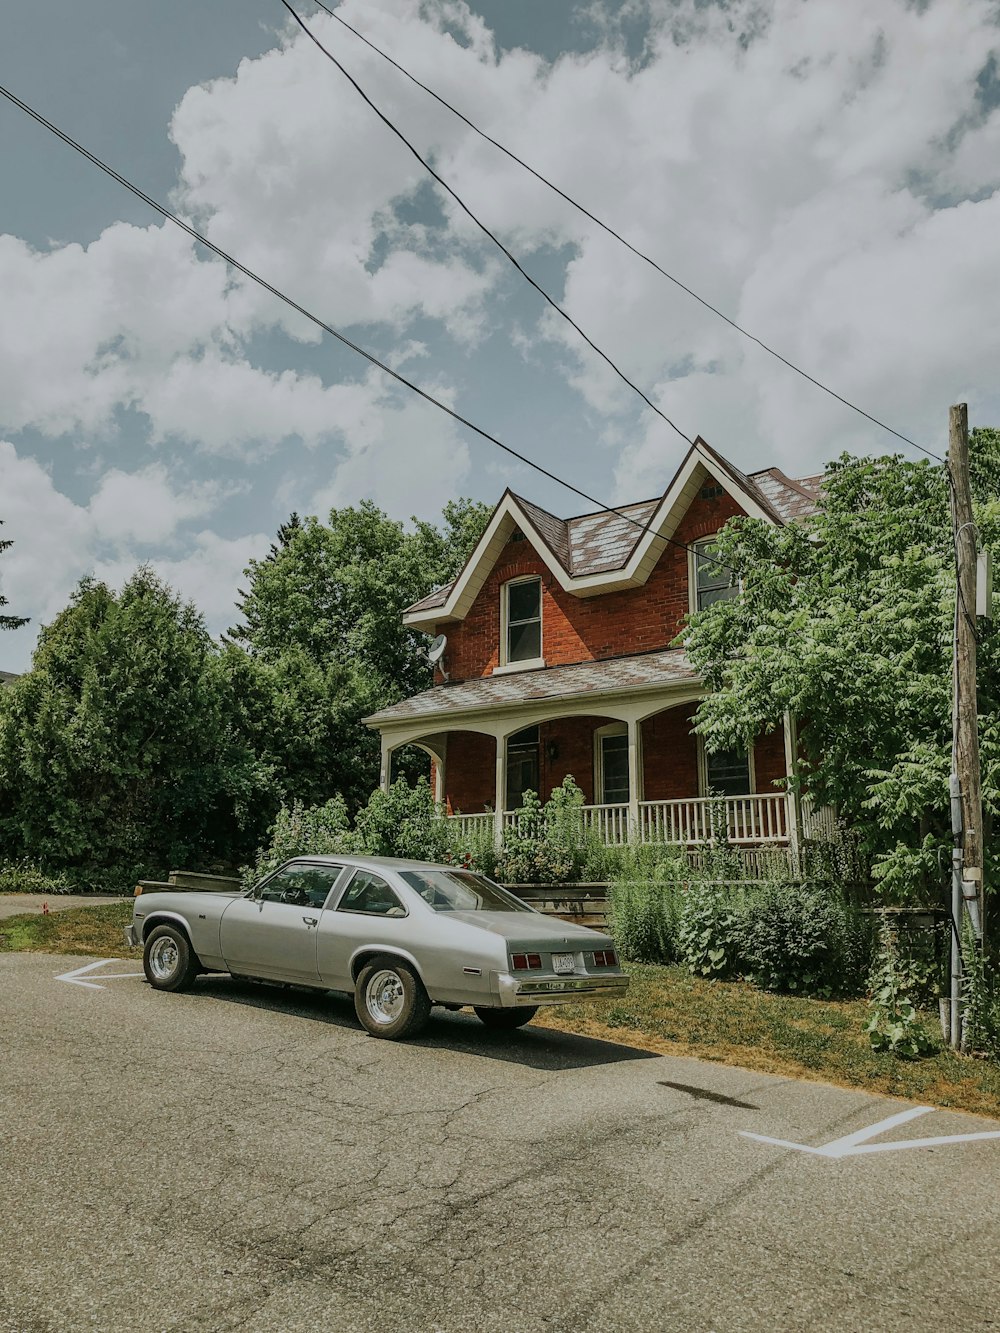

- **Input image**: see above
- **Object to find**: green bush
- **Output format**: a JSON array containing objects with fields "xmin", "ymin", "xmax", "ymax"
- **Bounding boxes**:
[
  {"xmin": 0, "ymin": 858, "xmax": 74, "ymax": 895},
  {"xmin": 962, "ymin": 929, "xmax": 1000, "ymax": 1058},
  {"xmin": 608, "ymin": 848, "xmax": 687, "ymax": 963},
  {"xmin": 242, "ymin": 795, "xmax": 353, "ymax": 887},
  {"xmin": 865, "ymin": 917, "xmax": 935, "ymax": 1057},
  {"xmin": 352, "ymin": 777, "xmax": 452, "ymax": 863},
  {"xmin": 737, "ymin": 880, "xmax": 873, "ymax": 997},
  {"xmin": 677, "ymin": 880, "xmax": 744, "ymax": 979}
]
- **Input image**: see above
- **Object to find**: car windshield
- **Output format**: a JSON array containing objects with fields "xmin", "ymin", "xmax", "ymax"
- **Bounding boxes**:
[{"xmin": 400, "ymin": 870, "xmax": 533, "ymax": 913}]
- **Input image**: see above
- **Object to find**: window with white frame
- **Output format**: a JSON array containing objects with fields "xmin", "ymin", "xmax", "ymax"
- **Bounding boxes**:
[
  {"xmin": 704, "ymin": 746, "xmax": 752, "ymax": 797},
  {"xmin": 595, "ymin": 724, "xmax": 630, "ymax": 805},
  {"xmin": 504, "ymin": 577, "xmax": 542, "ymax": 664},
  {"xmin": 693, "ymin": 538, "xmax": 738, "ymax": 612}
]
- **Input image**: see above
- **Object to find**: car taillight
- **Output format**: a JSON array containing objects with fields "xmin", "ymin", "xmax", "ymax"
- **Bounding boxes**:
[
  {"xmin": 511, "ymin": 952, "xmax": 542, "ymax": 970},
  {"xmin": 592, "ymin": 949, "xmax": 618, "ymax": 967}
]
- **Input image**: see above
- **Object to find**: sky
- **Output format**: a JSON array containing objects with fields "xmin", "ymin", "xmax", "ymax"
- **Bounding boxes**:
[{"xmin": 1, "ymin": 0, "xmax": 999, "ymax": 670}]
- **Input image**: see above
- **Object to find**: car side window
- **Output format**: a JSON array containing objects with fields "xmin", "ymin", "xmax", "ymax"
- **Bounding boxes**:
[
  {"xmin": 258, "ymin": 865, "xmax": 344, "ymax": 908},
  {"xmin": 336, "ymin": 871, "xmax": 406, "ymax": 917}
]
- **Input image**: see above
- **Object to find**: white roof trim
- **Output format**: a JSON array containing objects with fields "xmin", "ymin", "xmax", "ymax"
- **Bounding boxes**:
[{"xmin": 403, "ymin": 440, "xmax": 780, "ymax": 630}]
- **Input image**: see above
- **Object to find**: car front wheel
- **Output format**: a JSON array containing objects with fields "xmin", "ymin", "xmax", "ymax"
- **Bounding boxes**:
[
  {"xmin": 354, "ymin": 958, "xmax": 430, "ymax": 1040},
  {"xmin": 474, "ymin": 1006, "xmax": 538, "ymax": 1030},
  {"xmin": 143, "ymin": 924, "xmax": 200, "ymax": 992}
]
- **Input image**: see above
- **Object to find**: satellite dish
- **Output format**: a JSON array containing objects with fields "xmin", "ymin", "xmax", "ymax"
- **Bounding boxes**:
[{"xmin": 427, "ymin": 634, "xmax": 447, "ymax": 665}]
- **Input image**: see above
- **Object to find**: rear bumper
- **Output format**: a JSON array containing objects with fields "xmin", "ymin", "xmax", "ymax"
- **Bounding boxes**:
[
  {"xmin": 496, "ymin": 971, "xmax": 629, "ymax": 1008},
  {"xmin": 124, "ymin": 924, "xmax": 139, "ymax": 949}
]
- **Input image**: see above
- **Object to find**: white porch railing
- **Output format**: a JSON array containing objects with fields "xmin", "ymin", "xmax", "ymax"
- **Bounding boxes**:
[
  {"xmin": 640, "ymin": 794, "xmax": 789, "ymax": 844},
  {"xmin": 581, "ymin": 803, "xmax": 631, "ymax": 845},
  {"xmin": 448, "ymin": 793, "xmax": 796, "ymax": 846},
  {"xmin": 449, "ymin": 812, "xmax": 495, "ymax": 839}
]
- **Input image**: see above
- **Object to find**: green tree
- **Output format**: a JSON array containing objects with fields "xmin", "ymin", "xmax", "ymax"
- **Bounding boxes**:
[
  {"xmin": 229, "ymin": 497, "xmax": 491, "ymax": 809},
  {"xmin": 0, "ymin": 520, "xmax": 27, "ymax": 631},
  {"xmin": 0, "ymin": 569, "xmax": 267, "ymax": 887},
  {"xmin": 683, "ymin": 431, "xmax": 1000, "ymax": 898}
]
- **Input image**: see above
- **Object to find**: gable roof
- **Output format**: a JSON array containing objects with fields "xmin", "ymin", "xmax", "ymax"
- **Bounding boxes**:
[{"xmin": 403, "ymin": 437, "xmax": 821, "ymax": 631}]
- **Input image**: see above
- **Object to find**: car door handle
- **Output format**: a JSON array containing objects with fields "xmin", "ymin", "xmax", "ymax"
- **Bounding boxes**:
[{"xmin": 302, "ymin": 916, "xmax": 318, "ymax": 928}]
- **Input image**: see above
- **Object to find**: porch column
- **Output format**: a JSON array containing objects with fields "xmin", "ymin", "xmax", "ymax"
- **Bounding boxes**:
[
  {"xmin": 379, "ymin": 735, "xmax": 394, "ymax": 793},
  {"xmin": 782, "ymin": 710, "xmax": 802, "ymax": 874},
  {"xmin": 433, "ymin": 736, "xmax": 447, "ymax": 807},
  {"xmin": 627, "ymin": 717, "xmax": 642, "ymax": 839},
  {"xmin": 493, "ymin": 735, "xmax": 506, "ymax": 849}
]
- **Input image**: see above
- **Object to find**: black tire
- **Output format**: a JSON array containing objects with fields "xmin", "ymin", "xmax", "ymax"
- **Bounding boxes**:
[
  {"xmin": 474, "ymin": 1006, "xmax": 538, "ymax": 1030},
  {"xmin": 143, "ymin": 924, "xmax": 200, "ymax": 992},
  {"xmin": 354, "ymin": 957, "xmax": 430, "ymax": 1040}
]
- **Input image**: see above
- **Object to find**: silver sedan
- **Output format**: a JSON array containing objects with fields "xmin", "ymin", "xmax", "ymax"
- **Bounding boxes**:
[{"xmin": 126, "ymin": 855, "xmax": 629, "ymax": 1040}]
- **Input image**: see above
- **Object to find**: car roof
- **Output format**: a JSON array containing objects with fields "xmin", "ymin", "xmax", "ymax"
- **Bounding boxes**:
[{"xmin": 287, "ymin": 854, "xmax": 467, "ymax": 873}]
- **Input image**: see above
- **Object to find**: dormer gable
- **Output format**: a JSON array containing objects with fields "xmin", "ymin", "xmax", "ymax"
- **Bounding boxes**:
[{"xmin": 404, "ymin": 436, "xmax": 812, "ymax": 632}]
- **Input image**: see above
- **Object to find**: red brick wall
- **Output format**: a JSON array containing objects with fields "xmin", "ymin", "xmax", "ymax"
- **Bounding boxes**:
[
  {"xmin": 436, "ymin": 489, "xmax": 746, "ymax": 682},
  {"xmin": 443, "ymin": 732, "xmax": 496, "ymax": 814},
  {"xmin": 641, "ymin": 708, "xmax": 700, "ymax": 801},
  {"xmin": 754, "ymin": 728, "xmax": 787, "ymax": 792}
]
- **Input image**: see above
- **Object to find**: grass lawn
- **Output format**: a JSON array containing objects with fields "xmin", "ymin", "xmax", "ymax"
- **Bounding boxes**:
[
  {"xmin": 0, "ymin": 901, "xmax": 134, "ymax": 958},
  {"xmin": 5, "ymin": 903, "xmax": 1000, "ymax": 1117}
]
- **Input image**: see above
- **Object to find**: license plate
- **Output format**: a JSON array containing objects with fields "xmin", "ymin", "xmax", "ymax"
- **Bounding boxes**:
[{"xmin": 552, "ymin": 952, "xmax": 576, "ymax": 975}]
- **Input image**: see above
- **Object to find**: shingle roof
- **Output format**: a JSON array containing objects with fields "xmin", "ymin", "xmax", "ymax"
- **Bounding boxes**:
[
  {"xmin": 365, "ymin": 648, "xmax": 699, "ymax": 726},
  {"xmin": 747, "ymin": 468, "xmax": 823, "ymax": 524},
  {"xmin": 0, "ymin": 671, "xmax": 19, "ymax": 686},
  {"xmin": 565, "ymin": 499, "xmax": 660, "ymax": 575},
  {"xmin": 402, "ymin": 442, "xmax": 823, "ymax": 622}
]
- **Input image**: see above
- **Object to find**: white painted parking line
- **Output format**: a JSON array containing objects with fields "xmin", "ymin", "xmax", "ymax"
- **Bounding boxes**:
[
  {"xmin": 55, "ymin": 959, "xmax": 145, "ymax": 991},
  {"xmin": 742, "ymin": 1104, "xmax": 1000, "ymax": 1158}
]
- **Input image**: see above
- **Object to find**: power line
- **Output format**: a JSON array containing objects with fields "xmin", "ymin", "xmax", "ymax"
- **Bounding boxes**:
[
  {"xmin": 280, "ymin": 0, "xmax": 694, "ymax": 451},
  {"xmin": 303, "ymin": 0, "xmax": 944, "ymax": 466},
  {"xmin": 0, "ymin": 80, "xmax": 736, "ymax": 576}
]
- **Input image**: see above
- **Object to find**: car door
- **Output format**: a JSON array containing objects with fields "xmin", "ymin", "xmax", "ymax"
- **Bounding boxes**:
[
  {"xmin": 315, "ymin": 868, "xmax": 410, "ymax": 990},
  {"xmin": 220, "ymin": 863, "xmax": 347, "ymax": 983}
]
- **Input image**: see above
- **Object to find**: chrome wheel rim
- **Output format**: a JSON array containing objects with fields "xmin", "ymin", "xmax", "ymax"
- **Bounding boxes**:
[
  {"xmin": 365, "ymin": 969, "xmax": 405, "ymax": 1025},
  {"xmin": 149, "ymin": 935, "xmax": 179, "ymax": 981}
]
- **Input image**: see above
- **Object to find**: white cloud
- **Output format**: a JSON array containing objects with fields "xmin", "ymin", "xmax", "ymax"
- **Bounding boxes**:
[
  {"xmin": 2, "ymin": 0, "xmax": 1000, "ymax": 524},
  {"xmin": 0, "ymin": 442, "xmax": 268, "ymax": 670}
]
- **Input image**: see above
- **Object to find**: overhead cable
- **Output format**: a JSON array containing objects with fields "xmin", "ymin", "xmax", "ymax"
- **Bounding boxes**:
[
  {"xmin": 303, "ymin": 0, "xmax": 943, "ymax": 466},
  {"xmin": 0, "ymin": 80, "xmax": 739, "ymax": 576},
  {"xmin": 280, "ymin": 0, "xmax": 695, "ymax": 450}
]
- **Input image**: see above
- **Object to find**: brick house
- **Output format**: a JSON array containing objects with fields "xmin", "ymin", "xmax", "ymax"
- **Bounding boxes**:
[{"xmin": 365, "ymin": 438, "xmax": 828, "ymax": 856}]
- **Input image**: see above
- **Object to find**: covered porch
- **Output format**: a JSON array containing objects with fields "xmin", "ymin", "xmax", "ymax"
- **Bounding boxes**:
[{"xmin": 365, "ymin": 651, "xmax": 822, "ymax": 853}]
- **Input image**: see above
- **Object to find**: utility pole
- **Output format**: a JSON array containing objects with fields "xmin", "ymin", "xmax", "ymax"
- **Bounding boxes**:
[{"xmin": 948, "ymin": 403, "xmax": 984, "ymax": 1045}]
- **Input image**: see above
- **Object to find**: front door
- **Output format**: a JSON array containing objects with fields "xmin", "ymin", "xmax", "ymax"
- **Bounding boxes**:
[{"xmin": 220, "ymin": 863, "xmax": 346, "ymax": 983}]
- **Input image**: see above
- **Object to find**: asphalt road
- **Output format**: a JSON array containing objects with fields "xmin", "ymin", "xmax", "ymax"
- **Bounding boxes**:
[{"xmin": 3, "ymin": 952, "xmax": 1000, "ymax": 1333}]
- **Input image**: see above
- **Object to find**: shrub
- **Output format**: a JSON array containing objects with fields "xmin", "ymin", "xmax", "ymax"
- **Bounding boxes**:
[
  {"xmin": 864, "ymin": 917, "xmax": 935, "ymax": 1057},
  {"xmin": 352, "ymin": 777, "xmax": 451, "ymax": 862},
  {"xmin": 242, "ymin": 795, "xmax": 352, "ymax": 887},
  {"xmin": 0, "ymin": 858, "xmax": 74, "ymax": 895},
  {"xmin": 677, "ymin": 880, "xmax": 744, "ymax": 978},
  {"xmin": 737, "ymin": 879, "xmax": 873, "ymax": 997},
  {"xmin": 962, "ymin": 929, "xmax": 1000, "ymax": 1058},
  {"xmin": 608, "ymin": 847, "xmax": 687, "ymax": 963}
]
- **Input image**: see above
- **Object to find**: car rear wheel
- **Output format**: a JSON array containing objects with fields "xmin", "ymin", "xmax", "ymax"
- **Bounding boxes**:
[
  {"xmin": 474, "ymin": 1006, "xmax": 538, "ymax": 1030},
  {"xmin": 143, "ymin": 924, "xmax": 200, "ymax": 992},
  {"xmin": 354, "ymin": 958, "xmax": 430, "ymax": 1040}
]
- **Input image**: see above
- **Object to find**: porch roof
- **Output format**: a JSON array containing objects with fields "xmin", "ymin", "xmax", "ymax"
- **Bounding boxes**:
[{"xmin": 364, "ymin": 648, "xmax": 699, "ymax": 728}]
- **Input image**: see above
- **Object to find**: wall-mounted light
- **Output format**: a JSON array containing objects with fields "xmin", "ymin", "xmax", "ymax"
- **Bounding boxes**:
[{"xmin": 546, "ymin": 740, "xmax": 559, "ymax": 763}]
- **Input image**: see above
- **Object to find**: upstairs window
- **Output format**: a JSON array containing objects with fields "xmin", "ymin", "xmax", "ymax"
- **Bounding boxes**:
[
  {"xmin": 693, "ymin": 538, "xmax": 738, "ymax": 612},
  {"xmin": 504, "ymin": 577, "xmax": 542, "ymax": 664}
]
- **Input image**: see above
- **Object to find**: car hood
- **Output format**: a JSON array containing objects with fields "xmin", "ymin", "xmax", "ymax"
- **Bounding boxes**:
[{"xmin": 443, "ymin": 911, "xmax": 612, "ymax": 949}]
